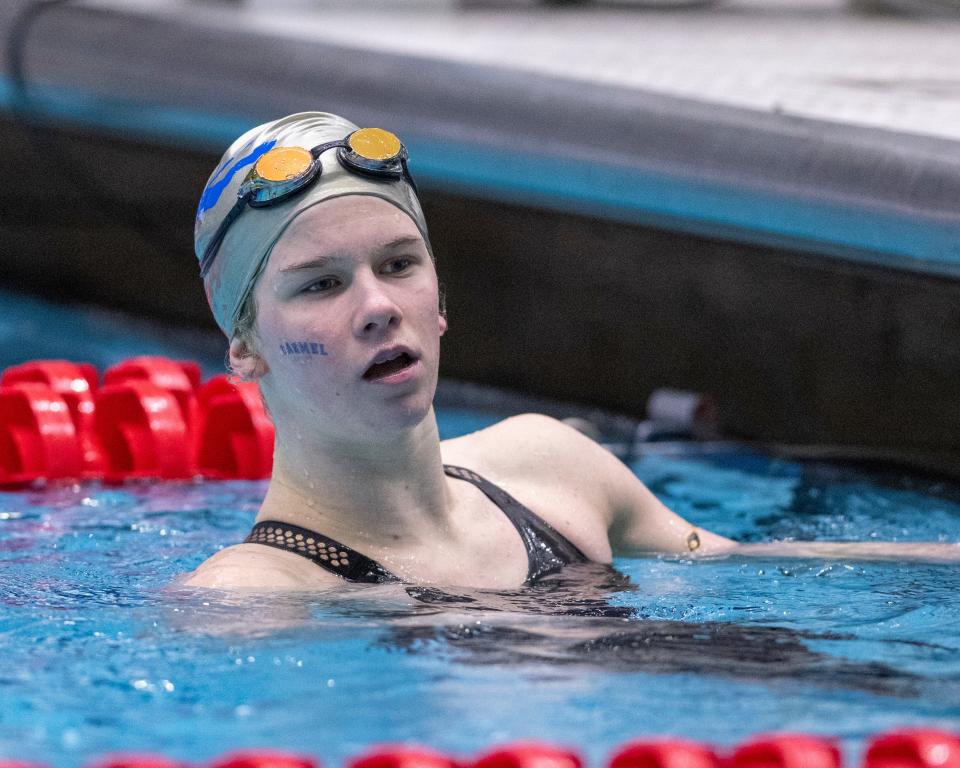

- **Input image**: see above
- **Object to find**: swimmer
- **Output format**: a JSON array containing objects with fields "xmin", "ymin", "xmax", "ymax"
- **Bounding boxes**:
[{"xmin": 184, "ymin": 112, "xmax": 959, "ymax": 590}]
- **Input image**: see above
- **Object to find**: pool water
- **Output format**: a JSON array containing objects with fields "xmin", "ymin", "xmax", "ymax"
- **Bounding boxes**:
[{"xmin": 1, "ymin": 291, "xmax": 959, "ymax": 768}]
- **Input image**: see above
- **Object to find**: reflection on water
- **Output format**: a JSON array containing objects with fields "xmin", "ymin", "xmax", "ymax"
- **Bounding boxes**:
[
  {"xmin": 389, "ymin": 564, "xmax": 926, "ymax": 698},
  {"xmin": 167, "ymin": 562, "xmax": 929, "ymax": 699},
  {"xmin": 3, "ymin": 445, "xmax": 960, "ymax": 766}
]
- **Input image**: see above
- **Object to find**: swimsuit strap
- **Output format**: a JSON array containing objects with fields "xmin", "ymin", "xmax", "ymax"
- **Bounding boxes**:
[
  {"xmin": 245, "ymin": 520, "xmax": 397, "ymax": 584},
  {"xmin": 243, "ymin": 465, "xmax": 588, "ymax": 584},
  {"xmin": 442, "ymin": 464, "xmax": 589, "ymax": 582}
]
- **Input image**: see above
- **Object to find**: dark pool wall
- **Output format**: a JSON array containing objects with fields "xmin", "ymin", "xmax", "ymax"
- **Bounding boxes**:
[
  {"xmin": 0, "ymin": 117, "xmax": 210, "ymax": 325},
  {"xmin": 431, "ymin": 192, "xmax": 960, "ymax": 453},
  {"xmin": 1, "ymin": 116, "xmax": 958, "ymax": 461}
]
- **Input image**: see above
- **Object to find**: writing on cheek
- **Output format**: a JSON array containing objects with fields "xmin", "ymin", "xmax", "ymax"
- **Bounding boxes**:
[{"xmin": 279, "ymin": 341, "xmax": 330, "ymax": 356}]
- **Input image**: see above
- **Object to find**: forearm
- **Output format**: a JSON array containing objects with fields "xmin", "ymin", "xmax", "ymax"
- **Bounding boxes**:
[
  {"xmin": 730, "ymin": 540, "xmax": 960, "ymax": 563},
  {"xmin": 600, "ymin": 431, "xmax": 959, "ymax": 565}
]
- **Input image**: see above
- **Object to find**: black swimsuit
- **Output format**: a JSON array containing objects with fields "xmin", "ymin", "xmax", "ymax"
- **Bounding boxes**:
[{"xmin": 244, "ymin": 464, "xmax": 589, "ymax": 584}]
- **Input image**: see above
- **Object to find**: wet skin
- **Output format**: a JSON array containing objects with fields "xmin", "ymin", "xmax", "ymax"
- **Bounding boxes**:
[{"xmin": 249, "ymin": 195, "xmax": 446, "ymax": 441}]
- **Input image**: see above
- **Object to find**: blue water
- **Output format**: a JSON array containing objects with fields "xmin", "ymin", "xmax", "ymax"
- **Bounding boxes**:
[{"xmin": 1, "ymin": 291, "xmax": 959, "ymax": 768}]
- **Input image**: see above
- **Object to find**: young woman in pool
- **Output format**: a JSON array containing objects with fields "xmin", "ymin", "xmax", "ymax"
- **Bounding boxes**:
[{"xmin": 185, "ymin": 112, "xmax": 958, "ymax": 590}]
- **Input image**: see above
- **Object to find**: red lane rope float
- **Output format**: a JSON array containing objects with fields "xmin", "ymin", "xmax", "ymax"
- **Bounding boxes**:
[
  {"xmin": 0, "ymin": 357, "xmax": 277, "ymax": 483},
  {"xmin": 210, "ymin": 750, "xmax": 319, "ymax": 768},
  {"xmin": 3, "ymin": 729, "xmax": 960, "ymax": 768},
  {"xmin": 104, "ymin": 357, "xmax": 200, "ymax": 433},
  {"xmin": 609, "ymin": 740, "xmax": 719, "ymax": 768},
  {"xmin": 865, "ymin": 730, "xmax": 960, "ymax": 768},
  {"xmin": 1, "ymin": 360, "xmax": 103, "ymax": 476},
  {"xmin": 348, "ymin": 747, "xmax": 461, "ymax": 768},
  {"xmin": 94, "ymin": 379, "xmax": 193, "ymax": 482},
  {"xmin": 0, "ymin": 382, "xmax": 82, "ymax": 486},
  {"xmin": 472, "ymin": 743, "xmax": 582, "ymax": 768},
  {"xmin": 195, "ymin": 375, "xmax": 274, "ymax": 480},
  {"xmin": 87, "ymin": 755, "xmax": 187, "ymax": 768},
  {"xmin": 729, "ymin": 735, "xmax": 841, "ymax": 768}
]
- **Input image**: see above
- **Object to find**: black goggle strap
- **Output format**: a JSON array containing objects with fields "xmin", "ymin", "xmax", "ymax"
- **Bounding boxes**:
[
  {"xmin": 400, "ymin": 155, "xmax": 420, "ymax": 197},
  {"xmin": 199, "ymin": 192, "xmax": 251, "ymax": 278},
  {"xmin": 309, "ymin": 139, "xmax": 349, "ymax": 161}
]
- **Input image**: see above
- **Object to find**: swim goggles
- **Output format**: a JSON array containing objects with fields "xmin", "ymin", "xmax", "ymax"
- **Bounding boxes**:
[{"xmin": 199, "ymin": 127, "xmax": 416, "ymax": 278}]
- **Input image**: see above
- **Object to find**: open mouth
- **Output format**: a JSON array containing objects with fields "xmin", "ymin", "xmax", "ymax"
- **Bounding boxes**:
[{"xmin": 363, "ymin": 352, "xmax": 417, "ymax": 381}]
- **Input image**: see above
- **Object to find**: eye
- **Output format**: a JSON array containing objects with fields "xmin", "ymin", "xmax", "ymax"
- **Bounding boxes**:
[
  {"xmin": 381, "ymin": 256, "xmax": 414, "ymax": 275},
  {"xmin": 302, "ymin": 276, "xmax": 340, "ymax": 294}
]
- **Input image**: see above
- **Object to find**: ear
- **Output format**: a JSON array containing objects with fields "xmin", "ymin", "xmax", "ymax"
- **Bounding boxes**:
[
  {"xmin": 229, "ymin": 336, "xmax": 269, "ymax": 380},
  {"xmin": 438, "ymin": 311, "xmax": 448, "ymax": 336}
]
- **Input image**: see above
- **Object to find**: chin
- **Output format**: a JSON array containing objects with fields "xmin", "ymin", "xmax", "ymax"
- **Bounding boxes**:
[
  {"xmin": 362, "ymin": 379, "xmax": 438, "ymax": 433},
  {"xmin": 380, "ymin": 393, "xmax": 436, "ymax": 429}
]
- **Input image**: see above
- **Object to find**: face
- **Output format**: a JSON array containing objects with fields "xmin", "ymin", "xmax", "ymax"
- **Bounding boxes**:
[{"xmin": 242, "ymin": 195, "xmax": 447, "ymax": 441}]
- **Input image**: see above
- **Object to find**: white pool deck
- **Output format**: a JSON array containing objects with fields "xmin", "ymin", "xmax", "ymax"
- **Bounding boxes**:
[{"xmin": 86, "ymin": 0, "xmax": 960, "ymax": 144}]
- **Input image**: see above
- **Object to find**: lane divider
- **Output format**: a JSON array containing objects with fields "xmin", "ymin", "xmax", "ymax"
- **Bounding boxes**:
[
  {"xmin": 90, "ymin": 757, "xmax": 187, "ymax": 768},
  {"xmin": 0, "ymin": 357, "xmax": 274, "ymax": 486},
  {"xmin": 1, "ymin": 730, "xmax": 959, "ymax": 768},
  {"xmin": 348, "ymin": 747, "xmax": 460, "ymax": 768},
  {"xmin": 473, "ymin": 745, "xmax": 580, "ymax": 768},
  {"xmin": 610, "ymin": 739, "xmax": 719, "ymax": 768},
  {"xmin": 211, "ymin": 753, "xmax": 318, "ymax": 768}
]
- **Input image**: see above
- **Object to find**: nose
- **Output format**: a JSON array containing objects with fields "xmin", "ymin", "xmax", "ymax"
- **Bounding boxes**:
[{"xmin": 352, "ymin": 271, "xmax": 403, "ymax": 338}]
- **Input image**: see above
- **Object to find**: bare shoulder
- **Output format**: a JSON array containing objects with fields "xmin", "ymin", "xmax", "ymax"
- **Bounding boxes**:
[
  {"xmin": 443, "ymin": 413, "xmax": 624, "ymax": 489},
  {"xmin": 442, "ymin": 412, "xmax": 588, "ymax": 456},
  {"xmin": 181, "ymin": 543, "xmax": 341, "ymax": 590},
  {"xmin": 441, "ymin": 414, "xmax": 631, "ymax": 558},
  {"xmin": 443, "ymin": 413, "xmax": 735, "ymax": 559}
]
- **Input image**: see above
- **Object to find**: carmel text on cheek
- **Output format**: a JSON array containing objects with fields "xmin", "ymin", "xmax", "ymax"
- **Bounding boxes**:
[{"xmin": 280, "ymin": 342, "xmax": 330, "ymax": 356}]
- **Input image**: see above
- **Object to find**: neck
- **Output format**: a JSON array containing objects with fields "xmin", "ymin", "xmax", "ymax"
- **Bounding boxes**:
[{"xmin": 257, "ymin": 407, "xmax": 452, "ymax": 550}]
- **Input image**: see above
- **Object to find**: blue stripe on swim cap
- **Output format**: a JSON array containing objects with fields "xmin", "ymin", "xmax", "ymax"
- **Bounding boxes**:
[{"xmin": 197, "ymin": 138, "xmax": 277, "ymax": 219}]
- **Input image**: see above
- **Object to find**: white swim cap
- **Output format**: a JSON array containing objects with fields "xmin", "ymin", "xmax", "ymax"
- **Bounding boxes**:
[{"xmin": 194, "ymin": 111, "xmax": 430, "ymax": 337}]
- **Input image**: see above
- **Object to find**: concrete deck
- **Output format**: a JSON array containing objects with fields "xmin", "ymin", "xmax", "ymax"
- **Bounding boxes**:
[{"xmin": 188, "ymin": 0, "xmax": 960, "ymax": 142}]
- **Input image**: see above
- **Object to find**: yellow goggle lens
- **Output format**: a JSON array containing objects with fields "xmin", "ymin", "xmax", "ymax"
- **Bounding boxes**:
[
  {"xmin": 255, "ymin": 146, "xmax": 313, "ymax": 182},
  {"xmin": 348, "ymin": 128, "xmax": 402, "ymax": 162}
]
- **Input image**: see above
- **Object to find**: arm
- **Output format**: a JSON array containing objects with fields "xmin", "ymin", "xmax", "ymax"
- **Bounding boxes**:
[
  {"xmin": 733, "ymin": 540, "xmax": 960, "ymax": 563},
  {"xmin": 513, "ymin": 416, "xmax": 958, "ymax": 564},
  {"xmin": 602, "ymin": 446, "xmax": 739, "ymax": 557},
  {"xmin": 607, "ymin": 452, "xmax": 959, "ymax": 563},
  {"xmin": 493, "ymin": 414, "xmax": 737, "ymax": 557}
]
